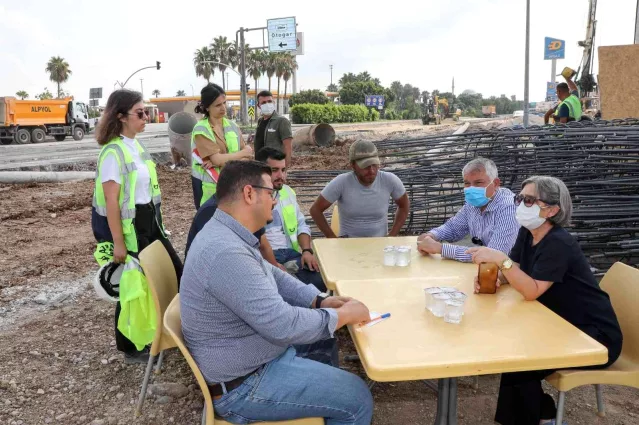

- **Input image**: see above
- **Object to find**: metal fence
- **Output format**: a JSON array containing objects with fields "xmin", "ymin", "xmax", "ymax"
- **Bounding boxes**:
[{"xmin": 289, "ymin": 121, "xmax": 639, "ymax": 274}]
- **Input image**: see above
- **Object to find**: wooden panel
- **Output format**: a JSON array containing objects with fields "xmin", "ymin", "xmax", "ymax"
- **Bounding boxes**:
[{"xmin": 598, "ymin": 44, "xmax": 639, "ymax": 119}]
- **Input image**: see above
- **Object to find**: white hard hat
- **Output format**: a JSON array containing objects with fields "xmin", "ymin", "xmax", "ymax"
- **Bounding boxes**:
[{"xmin": 93, "ymin": 262, "xmax": 123, "ymax": 302}]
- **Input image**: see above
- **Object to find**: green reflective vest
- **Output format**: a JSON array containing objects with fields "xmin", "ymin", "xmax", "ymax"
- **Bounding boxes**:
[
  {"xmin": 191, "ymin": 117, "xmax": 241, "ymax": 207},
  {"xmin": 278, "ymin": 184, "xmax": 301, "ymax": 252},
  {"xmin": 559, "ymin": 94, "xmax": 582, "ymax": 121},
  {"xmin": 92, "ymin": 137, "xmax": 160, "ymax": 350}
]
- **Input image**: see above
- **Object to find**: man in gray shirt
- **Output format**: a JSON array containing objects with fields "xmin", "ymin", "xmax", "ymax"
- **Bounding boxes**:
[
  {"xmin": 181, "ymin": 160, "xmax": 373, "ymax": 424},
  {"xmin": 311, "ymin": 140, "xmax": 410, "ymax": 238}
]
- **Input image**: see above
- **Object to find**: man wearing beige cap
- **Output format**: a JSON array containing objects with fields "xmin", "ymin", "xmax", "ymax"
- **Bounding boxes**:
[{"xmin": 310, "ymin": 140, "xmax": 409, "ymax": 238}]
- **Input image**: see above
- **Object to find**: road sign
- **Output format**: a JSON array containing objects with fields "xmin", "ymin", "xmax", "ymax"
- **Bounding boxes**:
[
  {"xmin": 248, "ymin": 98, "xmax": 255, "ymax": 107},
  {"xmin": 546, "ymin": 82, "xmax": 558, "ymax": 102},
  {"xmin": 89, "ymin": 87, "xmax": 103, "ymax": 99},
  {"xmin": 248, "ymin": 106, "xmax": 255, "ymax": 118},
  {"xmin": 294, "ymin": 32, "xmax": 304, "ymax": 56},
  {"xmin": 90, "ymin": 99, "xmax": 99, "ymax": 107},
  {"xmin": 365, "ymin": 95, "xmax": 385, "ymax": 108},
  {"xmin": 267, "ymin": 17, "xmax": 297, "ymax": 52},
  {"xmin": 544, "ymin": 37, "xmax": 565, "ymax": 60}
]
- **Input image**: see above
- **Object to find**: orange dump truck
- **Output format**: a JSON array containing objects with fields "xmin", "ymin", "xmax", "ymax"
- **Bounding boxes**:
[{"xmin": 0, "ymin": 97, "xmax": 91, "ymax": 144}]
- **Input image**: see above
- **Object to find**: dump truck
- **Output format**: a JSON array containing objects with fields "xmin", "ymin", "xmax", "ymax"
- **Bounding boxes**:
[
  {"xmin": 482, "ymin": 105, "xmax": 496, "ymax": 117},
  {"xmin": 0, "ymin": 97, "xmax": 91, "ymax": 145}
]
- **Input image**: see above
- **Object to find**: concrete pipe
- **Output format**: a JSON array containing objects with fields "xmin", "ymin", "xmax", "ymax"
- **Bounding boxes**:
[
  {"xmin": 168, "ymin": 112, "xmax": 198, "ymax": 166},
  {"xmin": 292, "ymin": 123, "xmax": 336, "ymax": 148},
  {"xmin": 0, "ymin": 171, "xmax": 95, "ymax": 184}
]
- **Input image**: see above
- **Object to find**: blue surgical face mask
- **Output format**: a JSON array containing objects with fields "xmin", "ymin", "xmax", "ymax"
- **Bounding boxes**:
[{"xmin": 464, "ymin": 181, "xmax": 494, "ymax": 207}]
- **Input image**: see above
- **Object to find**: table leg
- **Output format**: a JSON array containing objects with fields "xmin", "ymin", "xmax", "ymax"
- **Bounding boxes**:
[
  {"xmin": 433, "ymin": 378, "xmax": 450, "ymax": 425},
  {"xmin": 448, "ymin": 378, "xmax": 458, "ymax": 425}
]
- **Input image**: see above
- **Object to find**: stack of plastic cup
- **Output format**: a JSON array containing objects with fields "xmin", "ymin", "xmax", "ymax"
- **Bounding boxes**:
[
  {"xmin": 423, "ymin": 286, "xmax": 467, "ymax": 323},
  {"xmin": 383, "ymin": 246, "xmax": 397, "ymax": 266}
]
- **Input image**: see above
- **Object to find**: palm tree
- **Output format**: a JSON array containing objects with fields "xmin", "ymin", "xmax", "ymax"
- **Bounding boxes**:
[
  {"xmin": 152, "ymin": 89, "xmax": 161, "ymax": 98},
  {"xmin": 15, "ymin": 91, "xmax": 28, "ymax": 100},
  {"xmin": 193, "ymin": 46, "xmax": 215, "ymax": 83},
  {"xmin": 45, "ymin": 56, "xmax": 72, "ymax": 98},
  {"xmin": 176, "ymin": 90, "xmax": 186, "ymax": 96},
  {"xmin": 211, "ymin": 36, "xmax": 234, "ymax": 90},
  {"xmin": 274, "ymin": 53, "xmax": 290, "ymax": 112},
  {"xmin": 282, "ymin": 56, "xmax": 298, "ymax": 110},
  {"xmin": 247, "ymin": 50, "xmax": 267, "ymax": 105},
  {"xmin": 265, "ymin": 52, "xmax": 277, "ymax": 92}
]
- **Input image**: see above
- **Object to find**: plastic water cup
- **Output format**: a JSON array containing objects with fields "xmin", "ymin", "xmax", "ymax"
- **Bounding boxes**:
[
  {"xmin": 424, "ymin": 287, "xmax": 442, "ymax": 311},
  {"xmin": 444, "ymin": 299, "xmax": 465, "ymax": 324},
  {"xmin": 431, "ymin": 293, "xmax": 451, "ymax": 317},
  {"xmin": 450, "ymin": 291, "xmax": 468, "ymax": 314},
  {"xmin": 437, "ymin": 287, "xmax": 457, "ymax": 293},
  {"xmin": 396, "ymin": 246, "xmax": 411, "ymax": 267},
  {"xmin": 383, "ymin": 246, "xmax": 397, "ymax": 266}
]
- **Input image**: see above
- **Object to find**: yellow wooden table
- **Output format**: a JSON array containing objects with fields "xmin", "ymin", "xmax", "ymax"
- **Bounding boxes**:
[
  {"xmin": 314, "ymin": 236, "xmax": 466, "ymax": 291},
  {"xmin": 314, "ymin": 237, "xmax": 609, "ymax": 425}
]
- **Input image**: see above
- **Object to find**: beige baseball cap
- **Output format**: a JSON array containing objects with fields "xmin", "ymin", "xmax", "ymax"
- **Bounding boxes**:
[{"xmin": 349, "ymin": 140, "xmax": 380, "ymax": 168}]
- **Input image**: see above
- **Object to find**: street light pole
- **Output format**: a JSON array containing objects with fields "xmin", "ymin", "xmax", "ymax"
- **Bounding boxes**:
[
  {"xmin": 330, "ymin": 64, "xmax": 333, "ymax": 87},
  {"xmin": 635, "ymin": 0, "xmax": 639, "ymax": 43},
  {"xmin": 523, "ymin": 0, "xmax": 531, "ymax": 128},
  {"xmin": 140, "ymin": 79, "xmax": 144, "ymax": 99},
  {"xmin": 239, "ymin": 27, "xmax": 248, "ymax": 125},
  {"xmin": 190, "ymin": 84, "xmax": 194, "ymax": 96}
]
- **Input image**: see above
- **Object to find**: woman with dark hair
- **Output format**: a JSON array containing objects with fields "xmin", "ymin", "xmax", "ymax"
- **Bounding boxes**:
[
  {"xmin": 92, "ymin": 89, "xmax": 183, "ymax": 364},
  {"xmin": 467, "ymin": 176, "xmax": 622, "ymax": 425},
  {"xmin": 191, "ymin": 83, "xmax": 253, "ymax": 208}
]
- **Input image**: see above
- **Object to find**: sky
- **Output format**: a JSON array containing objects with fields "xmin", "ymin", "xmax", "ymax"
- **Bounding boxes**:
[{"xmin": 0, "ymin": 0, "xmax": 636, "ymax": 105}]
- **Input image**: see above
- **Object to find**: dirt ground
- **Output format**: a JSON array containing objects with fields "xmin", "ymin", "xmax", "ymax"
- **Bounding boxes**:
[{"xmin": 1, "ymin": 126, "xmax": 639, "ymax": 425}]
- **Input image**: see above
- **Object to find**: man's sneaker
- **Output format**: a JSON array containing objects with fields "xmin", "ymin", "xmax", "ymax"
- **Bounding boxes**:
[
  {"xmin": 124, "ymin": 351, "xmax": 150, "ymax": 365},
  {"xmin": 541, "ymin": 420, "xmax": 567, "ymax": 425}
]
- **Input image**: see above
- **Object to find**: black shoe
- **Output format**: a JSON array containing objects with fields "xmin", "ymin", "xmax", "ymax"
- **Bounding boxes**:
[{"xmin": 124, "ymin": 351, "xmax": 150, "ymax": 365}]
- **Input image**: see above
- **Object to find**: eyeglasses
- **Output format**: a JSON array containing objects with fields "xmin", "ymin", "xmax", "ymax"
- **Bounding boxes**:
[
  {"xmin": 128, "ymin": 111, "xmax": 148, "ymax": 120},
  {"xmin": 514, "ymin": 194, "xmax": 554, "ymax": 208},
  {"xmin": 251, "ymin": 185, "xmax": 279, "ymax": 200}
]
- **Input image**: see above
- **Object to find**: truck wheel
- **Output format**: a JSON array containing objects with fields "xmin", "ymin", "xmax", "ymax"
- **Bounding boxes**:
[
  {"xmin": 73, "ymin": 126, "xmax": 85, "ymax": 141},
  {"xmin": 14, "ymin": 129, "xmax": 31, "ymax": 144},
  {"xmin": 31, "ymin": 128, "xmax": 47, "ymax": 143},
  {"xmin": 54, "ymin": 135, "xmax": 66, "ymax": 142}
]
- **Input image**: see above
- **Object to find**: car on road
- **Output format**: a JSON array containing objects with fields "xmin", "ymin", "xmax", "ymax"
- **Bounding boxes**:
[{"xmin": 512, "ymin": 110, "xmax": 524, "ymax": 118}]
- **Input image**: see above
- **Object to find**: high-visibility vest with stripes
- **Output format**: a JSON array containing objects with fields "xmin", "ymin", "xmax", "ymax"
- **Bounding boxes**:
[
  {"xmin": 91, "ymin": 137, "xmax": 161, "ymax": 350},
  {"xmin": 278, "ymin": 184, "xmax": 301, "ymax": 253},
  {"xmin": 559, "ymin": 94, "xmax": 582, "ymax": 121},
  {"xmin": 190, "ymin": 117, "xmax": 241, "ymax": 206}
]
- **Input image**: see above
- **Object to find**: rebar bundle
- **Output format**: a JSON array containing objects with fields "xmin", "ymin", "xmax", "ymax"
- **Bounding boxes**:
[{"xmin": 290, "ymin": 122, "xmax": 639, "ymax": 274}]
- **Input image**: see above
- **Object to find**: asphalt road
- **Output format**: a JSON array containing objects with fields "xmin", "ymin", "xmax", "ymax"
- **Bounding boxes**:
[{"xmin": 0, "ymin": 118, "xmax": 498, "ymax": 171}]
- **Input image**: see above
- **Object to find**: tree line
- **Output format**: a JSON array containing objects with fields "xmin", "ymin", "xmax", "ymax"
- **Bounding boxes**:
[{"xmin": 193, "ymin": 36, "xmax": 298, "ymax": 112}]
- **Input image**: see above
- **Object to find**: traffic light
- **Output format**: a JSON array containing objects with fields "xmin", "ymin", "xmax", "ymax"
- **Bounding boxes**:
[
  {"xmin": 156, "ymin": 61, "xmax": 161, "ymax": 70},
  {"xmin": 243, "ymin": 83, "xmax": 251, "ymax": 92}
]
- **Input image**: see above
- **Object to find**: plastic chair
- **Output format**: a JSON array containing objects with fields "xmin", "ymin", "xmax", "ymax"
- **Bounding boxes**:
[
  {"xmin": 546, "ymin": 262, "xmax": 639, "ymax": 423},
  {"xmin": 330, "ymin": 204, "xmax": 340, "ymax": 236},
  {"xmin": 134, "ymin": 240, "xmax": 179, "ymax": 416},
  {"xmin": 163, "ymin": 295, "xmax": 323, "ymax": 425}
]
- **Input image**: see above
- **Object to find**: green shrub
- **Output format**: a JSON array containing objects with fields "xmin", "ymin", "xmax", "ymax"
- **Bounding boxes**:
[{"xmin": 290, "ymin": 103, "xmax": 373, "ymax": 124}]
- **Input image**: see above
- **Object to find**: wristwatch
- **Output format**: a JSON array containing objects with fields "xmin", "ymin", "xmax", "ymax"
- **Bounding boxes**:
[
  {"xmin": 302, "ymin": 248, "xmax": 314, "ymax": 255},
  {"xmin": 499, "ymin": 258, "xmax": 514, "ymax": 271},
  {"xmin": 315, "ymin": 292, "xmax": 329, "ymax": 308}
]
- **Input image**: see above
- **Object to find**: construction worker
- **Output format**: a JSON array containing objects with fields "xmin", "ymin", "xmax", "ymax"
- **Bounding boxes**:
[
  {"xmin": 92, "ymin": 89, "xmax": 183, "ymax": 364},
  {"xmin": 544, "ymin": 76, "xmax": 582, "ymax": 124},
  {"xmin": 191, "ymin": 83, "xmax": 253, "ymax": 209},
  {"xmin": 310, "ymin": 140, "xmax": 410, "ymax": 238},
  {"xmin": 256, "ymin": 147, "xmax": 327, "ymax": 292},
  {"xmin": 254, "ymin": 90, "xmax": 293, "ymax": 167}
]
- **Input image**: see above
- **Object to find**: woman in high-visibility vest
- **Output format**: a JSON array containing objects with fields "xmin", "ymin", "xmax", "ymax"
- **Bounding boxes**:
[
  {"xmin": 191, "ymin": 83, "xmax": 253, "ymax": 209},
  {"xmin": 92, "ymin": 89, "xmax": 183, "ymax": 364}
]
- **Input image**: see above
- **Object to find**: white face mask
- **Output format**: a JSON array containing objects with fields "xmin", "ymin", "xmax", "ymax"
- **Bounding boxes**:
[
  {"xmin": 260, "ymin": 103, "xmax": 275, "ymax": 116},
  {"xmin": 515, "ymin": 202, "xmax": 546, "ymax": 230}
]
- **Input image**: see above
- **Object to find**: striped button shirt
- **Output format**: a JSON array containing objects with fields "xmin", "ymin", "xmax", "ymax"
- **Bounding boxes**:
[
  {"xmin": 430, "ymin": 187, "xmax": 519, "ymax": 263},
  {"xmin": 180, "ymin": 209, "xmax": 338, "ymax": 384}
]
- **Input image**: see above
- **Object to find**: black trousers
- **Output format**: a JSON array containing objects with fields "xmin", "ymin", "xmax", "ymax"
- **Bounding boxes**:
[
  {"xmin": 495, "ymin": 327, "xmax": 622, "ymax": 425},
  {"xmin": 115, "ymin": 203, "xmax": 183, "ymax": 354}
]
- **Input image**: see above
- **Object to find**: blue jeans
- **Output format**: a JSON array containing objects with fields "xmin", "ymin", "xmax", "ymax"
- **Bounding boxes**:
[
  {"xmin": 274, "ymin": 248, "xmax": 327, "ymax": 292},
  {"xmin": 213, "ymin": 347, "xmax": 373, "ymax": 425}
]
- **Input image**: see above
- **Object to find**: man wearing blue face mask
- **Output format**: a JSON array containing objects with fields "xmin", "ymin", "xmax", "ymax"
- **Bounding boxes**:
[
  {"xmin": 417, "ymin": 157, "xmax": 519, "ymax": 262},
  {"xmin": 254, "ymin": 91, "xmax": 294, "ymax": 167}
]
